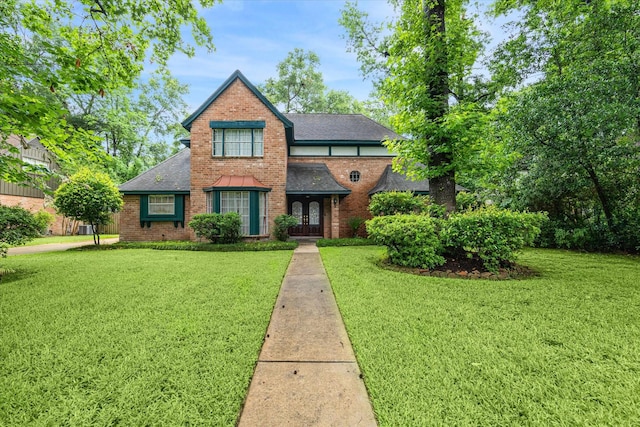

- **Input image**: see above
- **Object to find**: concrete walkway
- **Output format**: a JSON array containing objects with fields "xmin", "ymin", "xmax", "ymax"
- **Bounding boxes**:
[
  {"xmin": 7, "ymin": 238, "xmax": 120, "ymax": 256},
  {"xmin": 238, "ymin": 241, "xmax": 377, "ymax": 426}
]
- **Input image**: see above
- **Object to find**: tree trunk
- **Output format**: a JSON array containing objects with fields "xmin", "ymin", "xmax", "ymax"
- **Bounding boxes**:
[
  {"xmin": 429, "ymin": 167, "xmax": 457, "ymax": 213},
  {"xmin": 583, "ymin": 162, "xmax": 615, "ymax": 232},
  {"xmin": 424, "ymin": 0, "xmax": 456, "ymax": 213}
]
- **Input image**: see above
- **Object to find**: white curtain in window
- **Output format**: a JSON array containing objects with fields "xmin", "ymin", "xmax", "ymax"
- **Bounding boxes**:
[
  {"xmin": 149, "ymin": 195, "xmax": 175, "ymax": 215},
  {"xmin": 221, "ymin": 191, "xmax": 250, "ymax": 235},
  {"xmin": 253, "ymin": 129, "xmax": 263, "ymax": 157},
  {"xmin": 224, "ymin": 129, "xmax": 252, "ymax": 156},
  {"xmin": 259, "ymin": 192, "xmax": 268, "ymax": 234}
]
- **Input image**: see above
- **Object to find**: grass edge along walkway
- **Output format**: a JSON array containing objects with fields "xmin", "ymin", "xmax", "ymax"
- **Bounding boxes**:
[{"xmin": 321, "ymin": 246, "xmax": 640, "ymax": 426}]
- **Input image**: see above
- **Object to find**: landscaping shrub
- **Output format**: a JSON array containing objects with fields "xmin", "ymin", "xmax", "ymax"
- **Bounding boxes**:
[
  {"xmin": 369, "ymin": 191, "xmax": 428, "ymax": 216},
  {"xmin": 316, "ymin": 238, "xmax": 375, "ymax": 247},
  {"xmin": 34, "ymin": 210, "xmax": 55, "ymax": 235},
  {"xmin": 366, "ymin": 215, "xmax": 445, "ymax": 269},
  {"xmin": 273, "ymin": 214, "xmax": 299, "ymax": 241},
  {"xmin": 0, "ymin": 204, "xmax": 41, "ymax": 257},
  {"xmin": 347, "ymin": 216, "xmax": 366, "ymax": 237},
  {"xmin": 441, "ymin": 207, "xmax": 547, "ymax": 272},
  {"xmin": 105, "ymin": 240, "xmax": 298, "ymax": 252},
  {"xmin": 456, "ymin": 191, "xmax": 482, "ymax": 211},
  {"xmin": 189, "ymin": 212, "xmax": 242, "ymax": 243}
]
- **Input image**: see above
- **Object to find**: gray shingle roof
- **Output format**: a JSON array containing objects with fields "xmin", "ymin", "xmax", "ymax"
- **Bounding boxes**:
[
  {"xmin": 119, "ymin": 149, "xmax": 190, "ymax": 193},
  {"xmin": 286, "ymin": 163, "xmax": 351, "ymax": 195},
  {"xmin": 369, "ymin": 165, "xmax": 467, "ymax": 195},
  {"xmin": 284, "ymin": 114, "xmax": 401, "ymax": 142}
]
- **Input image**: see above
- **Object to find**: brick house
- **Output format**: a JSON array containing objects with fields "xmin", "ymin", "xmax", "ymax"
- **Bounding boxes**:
[
  {"xmin": 119, "ymin": 70, "xmax": 436, "ymax": 241},
  {"xmin": 0, "ymin": 135, "xmax": 65, "ymax": 234}
]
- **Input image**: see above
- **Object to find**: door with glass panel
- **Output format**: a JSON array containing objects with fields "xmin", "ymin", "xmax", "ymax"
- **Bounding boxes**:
[{"xmin": 289, "ymin": 197, "xmax": 323, "ymax": 236}]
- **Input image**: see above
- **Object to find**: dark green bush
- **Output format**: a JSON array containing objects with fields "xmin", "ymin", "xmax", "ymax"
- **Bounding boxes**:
[
  {"xmin": 0, "ymin": 204, "xmax": 41, "ymax": 256},
  {"xmin": 189, "ymin": 212, "xmax": 242, "ymax": 244},
  {"xmin": 366, "ymin": 215, "xmax": 445, "ymax": 269},
  {"xmin": 369, "ymin": 191, "xmax": 428, "ymax": 216},
  {"xmin": 316, "ymin": 238, "xmax": 375, "ymax": 247},
  {"xmin": 441, "ymin": 207, "xmax": 547, "ymax": 272},
  {"xmin": 105, "ymin": 240, "xmax": 298, "ymax": 252},
  {"xmin": 273, "ymin": 214, "xmax": 299, "ymax": 241}
]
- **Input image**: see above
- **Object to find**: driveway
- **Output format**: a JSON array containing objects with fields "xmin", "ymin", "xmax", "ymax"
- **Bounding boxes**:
[{"xmin": 7, "ymin": 238, "xmax": 120, "ymax": 256}]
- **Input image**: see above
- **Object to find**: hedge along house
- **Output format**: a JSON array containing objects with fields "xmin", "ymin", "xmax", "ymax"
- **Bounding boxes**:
[{"xmin": 119, "ymin": 70, "xmax": 440, "ymax": 241}]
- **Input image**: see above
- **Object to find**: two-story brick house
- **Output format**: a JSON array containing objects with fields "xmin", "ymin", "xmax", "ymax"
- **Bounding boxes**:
[{"xmin": 119, "ymin": 70, "xmax": 435, "ymax": 241}]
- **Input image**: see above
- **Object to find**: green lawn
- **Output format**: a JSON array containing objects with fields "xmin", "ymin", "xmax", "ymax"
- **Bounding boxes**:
[
  {"xmin": 321, "ymin": 246, "xmax": 640, "ymax": 426},
  {"xmin": 22, "ymin": 234, "xmax": 119, "ymax": 246},
  {"xmin": 0, "ymin": 249, "xmax": 292, "ymax": 425}
]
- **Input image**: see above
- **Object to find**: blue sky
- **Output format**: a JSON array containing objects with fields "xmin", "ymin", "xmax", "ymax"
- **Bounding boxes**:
[{"xmin": 167, "ymin": 0, "xmax": 507, "ymax": 112}]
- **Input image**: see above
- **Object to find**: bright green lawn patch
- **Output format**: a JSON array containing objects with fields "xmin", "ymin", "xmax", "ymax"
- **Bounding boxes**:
[
  {"xmin": 0, "ymin": 249, "xmax": 292, "ymax": 425},
  {"xmin": 321, "ymin": 247, "xmax": 640, "ymax": 426},
  {"xmin": 22, "ymin": 234, "xmax": 119, "ymax": 246}
]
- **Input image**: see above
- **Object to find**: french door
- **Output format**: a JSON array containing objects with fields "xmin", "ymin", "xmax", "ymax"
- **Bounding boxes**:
[{"xmin": 289, "ymin": 197, "xmax": 323, "ymax": 236}]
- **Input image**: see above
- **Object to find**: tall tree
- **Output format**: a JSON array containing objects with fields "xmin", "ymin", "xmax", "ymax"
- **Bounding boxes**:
[
  {"xmin": 341, "ymin": 0, "xmax": 489, "ymax": 212},
  {"xmin": 0, "ymin": 0, "xmax": 216, "ymax": 184},
  {"xmin": 66, "ymin": 71, "xmax": 190, "ymax": 182},
  {"xmin": 491, "ymin": 0, "xmax": 640, "ymax": 249},
  {"xmin": 260, "ymin": 48, "xmax": 365, "ymax": 114}
]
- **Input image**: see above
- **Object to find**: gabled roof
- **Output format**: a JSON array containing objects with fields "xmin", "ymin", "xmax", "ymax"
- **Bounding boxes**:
[
  {"xmin": 369, "ymin": 165, "xmax": 467, "ymax": 195},
  {"xmin": 286, "ymin": 163, "xmax": 351, "ymax": 195},
  {"xmin": 181, "ymin": 70, "xmax": 293, "ymax": 131},
  {"xmin": 284, "ymin": 113, "xmax": 402, "ymax": 143},
  {"xmin": 119, "ymin": 149, "xmax": 191, "ymax": 194}
]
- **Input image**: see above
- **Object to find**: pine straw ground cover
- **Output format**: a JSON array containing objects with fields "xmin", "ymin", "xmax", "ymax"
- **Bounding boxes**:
[
  {"xmin": 0, "ymin": 249, "xmax": 292, "ymax": 425},
  {"xmin": 321, "ymin": 246, "xmax": 640, "ymax": 426}
]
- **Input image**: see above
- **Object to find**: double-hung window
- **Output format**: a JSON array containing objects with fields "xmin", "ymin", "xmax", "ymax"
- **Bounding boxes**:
[
  {"xmin": 148, "ymin": 195, "xmax": 175, "ymax": 215},
  {"xmin": 220, "ymin": 191, "xmax": 251, "ymax": 235},
  {"xmin": 212, "ymin": 128, "xmax": 263, "ymax": 157}
]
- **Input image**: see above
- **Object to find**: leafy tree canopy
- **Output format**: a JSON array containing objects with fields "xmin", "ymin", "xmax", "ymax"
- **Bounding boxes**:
[
  {"xmin": 491, "ymin": 0, "xmax": 640, "ymax": 250},
  {"xmin": 1, "ymin": 0, "xmax": 216, "ymax": 185},
  {"xmin": 53, "ymin": 168, "xmax": 123, "ymax": 245},
  {"xmin": 66, "ymin": 70, "xmax": 190, "ymax": 182},
  {"xmin": 340, "ymin": 0, "xmax": 491, "ymax": 212},
  {"xmin": 260, "ymin": 48, "xmax": 365, "ymax": 114}
]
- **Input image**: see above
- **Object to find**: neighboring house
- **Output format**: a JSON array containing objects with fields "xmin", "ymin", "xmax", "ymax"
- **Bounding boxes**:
[
  {"xmin": 118, "ymin": 70, "xmax": 445, "ymax": 241},
  {"xmin": 0, "ymin": 135, "xmax": 64, "ymax": 234}
]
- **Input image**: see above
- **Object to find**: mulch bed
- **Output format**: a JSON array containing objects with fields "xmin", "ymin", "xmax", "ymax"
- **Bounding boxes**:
[{"xmin": 378, "ymin": 255, "xmax": 538, "ymax": 280}]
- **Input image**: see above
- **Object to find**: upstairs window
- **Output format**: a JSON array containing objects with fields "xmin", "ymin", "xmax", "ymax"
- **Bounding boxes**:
[{"xmin": 213, "ymin": 128, "xmax": 263, "ymax": 157}]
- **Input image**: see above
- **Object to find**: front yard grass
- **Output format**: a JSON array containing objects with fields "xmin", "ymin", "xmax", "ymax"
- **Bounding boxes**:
[
  {"xmin": 0, "ymin": 249, "xmax": 292, "ymax": 425},
  {"xmin": 321, "ymin": 246, "xmax": 640, "ymax": 426}
]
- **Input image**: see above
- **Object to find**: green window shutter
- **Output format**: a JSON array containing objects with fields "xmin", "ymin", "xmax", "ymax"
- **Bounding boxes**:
[
  {"xmin": 140, "ymin": 195, "xmax": 149, "ymax": 227},
  {"xmin": 249, "ymin": 191, "xmax": 260, "ymax": 235},
  {"xmin": 175, "ymin": 195, "xmax": 185, "ymax": 224},
  {"xmin": 213, "ymin": 191, "xmax": 220, "ymax": 213},
  {"xmin": 140, "ymin": 195, "xmax": 148, "ymax": 217}
]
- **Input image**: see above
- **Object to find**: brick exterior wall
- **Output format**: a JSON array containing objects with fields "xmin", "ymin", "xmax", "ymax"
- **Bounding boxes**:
[
  {"xmin": 119, "ymin": 76, "xmax": 395, "ymax": 241},
  {"xmin": 289, "ymin": 157, "xmax": 393, "ymax": 238},
  {"xmin": 0, "ymin": 194, "xmax": 65, "ymax": 235},
  {"xmin": 119, "ymin": 194, "xmax": 191, "ymax": 241},
  {"xmin": 188, "ymin": 79, "xmax": 289, "ymax": 240}
]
